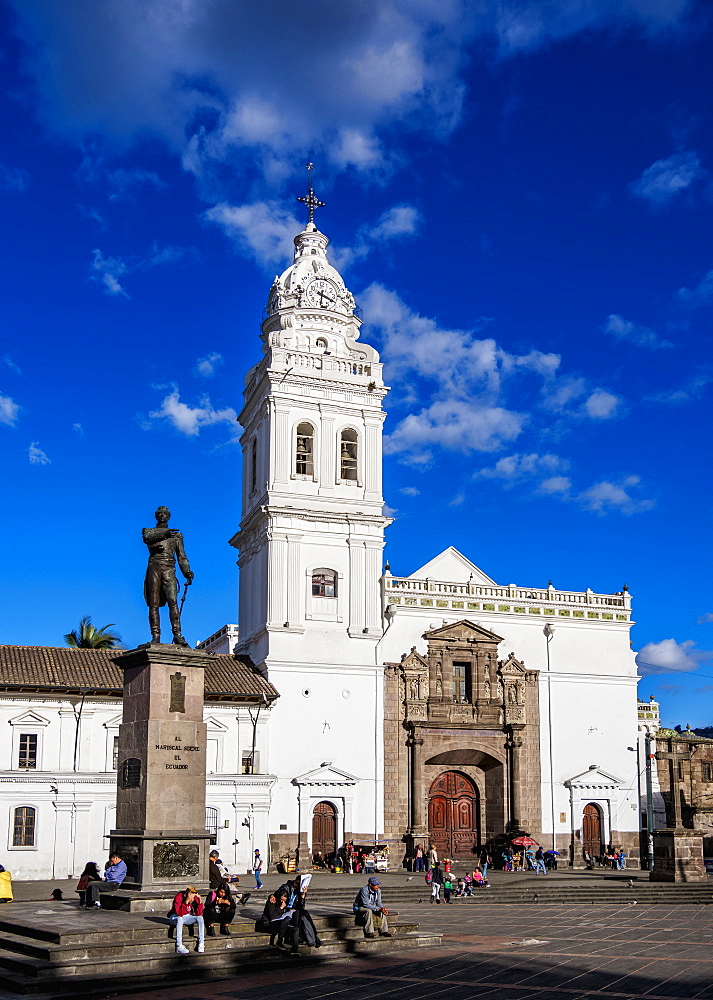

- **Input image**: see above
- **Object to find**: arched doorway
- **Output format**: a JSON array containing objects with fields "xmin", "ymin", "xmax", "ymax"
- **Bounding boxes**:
[
  {"xmin": 582, "ymin": 802, "xmax": 603, "ymax": 857},
  {"xmin": 311, "ymin": 801, "xmax": 337, "ymax": 858},
  {"xmin": 428, "ymin": 771, "xmax": 480, "ymax": 858}
]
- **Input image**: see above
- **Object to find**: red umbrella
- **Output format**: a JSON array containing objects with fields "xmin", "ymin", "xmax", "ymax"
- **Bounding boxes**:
[{"xmin": 511, "ymin": 836, "xmax": 538, "ymax": 847}]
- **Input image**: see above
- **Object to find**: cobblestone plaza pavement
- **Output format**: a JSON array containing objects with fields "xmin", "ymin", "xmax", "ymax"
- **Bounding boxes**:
[
  {"xmin": 106, "ymin": 887, "xmax": 713, "ymax": 1000},
  {"xmin": 5, "ymin": 872, "xmax": 713, "ymax": 1000}
]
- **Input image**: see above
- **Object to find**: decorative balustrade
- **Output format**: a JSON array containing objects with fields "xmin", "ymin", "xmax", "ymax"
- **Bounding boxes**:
[
  {"xmin": 383, "ymin": 575, "xmax": 631, "ymax": 621},
  {"xmin": 277, "ymin": 350, "xmax": 373, "ymax": 378}
]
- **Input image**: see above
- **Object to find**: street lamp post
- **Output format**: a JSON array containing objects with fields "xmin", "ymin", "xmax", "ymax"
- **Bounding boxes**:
[
  {"xmin": 644, "ymin": 731, "xmax": 655, "ymax": 870},
  {"xmin": 627, "ymin": 743, "xmax": 643, "ymax": 868},
  {"xmin": 543, "ymin": 623, "xmax": 556, "ymax": 853}
]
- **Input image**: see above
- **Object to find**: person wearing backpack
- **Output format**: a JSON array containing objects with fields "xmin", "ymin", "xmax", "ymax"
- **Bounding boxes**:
[{"xmin": 443, "ymin": 872, "xmax": 453, "ymax": 903}]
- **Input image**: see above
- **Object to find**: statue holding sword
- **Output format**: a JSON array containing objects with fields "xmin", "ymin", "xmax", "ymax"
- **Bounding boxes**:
[{"xmin": 142, "ymin": 506, "xmax": 194, "ymax": 646}]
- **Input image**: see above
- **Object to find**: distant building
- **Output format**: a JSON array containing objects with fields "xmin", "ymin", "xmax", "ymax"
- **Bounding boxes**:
[
  {"xmin": 655, "ymin": 725, "xmax": 713, "ymax": 854},
  {"xmin": 0, "ymin": 646, "xmax": 277, "ymax": 879}
]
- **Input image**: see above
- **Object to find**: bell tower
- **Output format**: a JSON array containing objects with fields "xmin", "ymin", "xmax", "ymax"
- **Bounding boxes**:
[
  {"xmin": 230, "ymin": 168, "xmax": 390, "ymax": 851},
  {"xmin": 231, "ymin": 169, "xmax": 390, "ymax": 668}
]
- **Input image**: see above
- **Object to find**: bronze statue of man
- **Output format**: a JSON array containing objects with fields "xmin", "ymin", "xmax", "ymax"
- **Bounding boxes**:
[{"xmin": 142, "ymin": 506, "xmax": 194, "ymax": 646}]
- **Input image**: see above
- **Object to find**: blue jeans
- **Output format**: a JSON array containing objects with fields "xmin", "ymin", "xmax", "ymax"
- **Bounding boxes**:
[
  {"xmin": 254, "ymin": 868, "xmax": 263, "ymax": 888},
  {"xmin": 481, "ymin": 863, "xmax": 488, "ymax": 879},
  {"xmin": 534, "ymin": 860, "xmax": 546, "ymax": 874},
  {"xmin": 170, "ymin": 914, "xmax": 204, "ymax": 949}
]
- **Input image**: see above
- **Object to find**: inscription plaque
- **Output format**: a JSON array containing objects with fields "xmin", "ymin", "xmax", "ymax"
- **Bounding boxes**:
[
  {"xmin": 121, "ymin": 757, "xmax": 142, "ymax": 788},
  {"xmin": 153, "ymin": 841, "xmax": 200, "ymax": 879},
  {"xmin": 169, "ymin": 672, "xmax": 186, "ymax": 713}
]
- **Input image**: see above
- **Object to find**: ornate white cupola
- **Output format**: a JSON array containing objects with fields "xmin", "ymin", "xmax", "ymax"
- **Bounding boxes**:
[{"xmin": 231, "ymin": 166, "xmax": 390, "ymax": 670}]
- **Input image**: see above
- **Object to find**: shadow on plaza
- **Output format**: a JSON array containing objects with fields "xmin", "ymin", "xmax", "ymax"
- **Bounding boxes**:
[{"xmin": 221, "ymin": 946, "xmax": 713, "ymax": 1000}]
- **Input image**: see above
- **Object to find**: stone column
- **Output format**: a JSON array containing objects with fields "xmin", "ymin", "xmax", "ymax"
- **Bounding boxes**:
[
  {"xmin": 319, "ymin": 409, "xmax": 335, "ymax": 493},
  {"xmin": 408, "ymin": 730, "xmax": 426, "ymax": 834},
  {"xmin": 286, "ymin": 532, "xmax": 303, "ymax": 628},
  {"xmin": 507, "ymin": 729, "xmax": 524, "ymax": 831},
  {"xmin": 110, "ymin": 644, "xmax": 213, "ymax": 892},
  {"xmin": 364, "ymin": 543, "xmax": 382, "ymax": 632}
]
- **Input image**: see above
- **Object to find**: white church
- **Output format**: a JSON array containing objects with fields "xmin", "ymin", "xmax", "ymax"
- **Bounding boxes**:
[{"xmin": 0, "ymin": 194, "xmax": 644, "ymax": 877}]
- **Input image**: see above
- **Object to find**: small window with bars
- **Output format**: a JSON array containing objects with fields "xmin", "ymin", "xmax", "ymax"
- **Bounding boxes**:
[
  {"xmin": 677, "ymin": 760, "xmax": 685, "ymax": 781},
  {"xmin": 295, "ymin": 423, "xmax": 314, "ymax": 477},
  {"xmin": 205, "ymin": 806, "xmax": 218, "ymax": 845},
  {"xmin": 12, "ymin": 806, "xmax": 36, "ymax": 847},
  {"xmin": 112, "ymin": 736, "xmax": 119, "ymax": 770},
  {"xmin": 312, "ymin": 569, "xmax": 336, "ymax": 598},
  {"xmin": 18, "ymin": 734, "xmax": 38, "ymax": 770},
  {"xmin": 703, "ymin": 762, "xmax": 712, "ymax": 782},
  {"xmin": 241, "ymin": 750, "xmax": 259, "ymax": 775}
]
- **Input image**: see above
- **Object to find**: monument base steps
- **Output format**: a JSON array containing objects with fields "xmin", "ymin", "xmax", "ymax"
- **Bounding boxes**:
[{"xmin": 0, "ymin": 901, "xmax": 440, "ymax": 995}]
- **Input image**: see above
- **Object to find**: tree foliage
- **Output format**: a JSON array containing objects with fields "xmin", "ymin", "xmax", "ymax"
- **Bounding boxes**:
[{"xmin": 64, "ymin": 615, "xmax": 123, "ymax": 650}]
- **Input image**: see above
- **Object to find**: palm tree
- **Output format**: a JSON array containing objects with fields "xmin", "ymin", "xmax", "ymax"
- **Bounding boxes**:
[{"xmin": 64, "ymin": 616, "xmax": 123, "ymax": 650}]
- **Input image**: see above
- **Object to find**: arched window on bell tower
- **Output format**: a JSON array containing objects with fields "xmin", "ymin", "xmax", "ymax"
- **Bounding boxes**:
[
  {"xmin": 295, "ymin": 422, "xmax": 315, "ymax": 477},
  {"xmin": 340, "ymin": 428, "xmax": 358, "ymax": 482}
]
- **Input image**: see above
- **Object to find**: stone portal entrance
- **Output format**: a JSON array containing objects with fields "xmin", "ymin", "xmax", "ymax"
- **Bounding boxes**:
[
  {"xmin": 428, "ymin": 771, "xmax": 479, "ymax": 858},
  {"xmin": 312, "ymin": 800, "xmax": 337, "ymax": 857},
  {"xmin": 582, "ymin": 802, "xmax": 603, "ymax": 857}
]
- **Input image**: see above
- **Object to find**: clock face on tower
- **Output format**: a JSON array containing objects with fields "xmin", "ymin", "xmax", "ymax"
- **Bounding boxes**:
[{"xmin": 305, "ymin": 278, "xmax": 338, "ymax": 309}]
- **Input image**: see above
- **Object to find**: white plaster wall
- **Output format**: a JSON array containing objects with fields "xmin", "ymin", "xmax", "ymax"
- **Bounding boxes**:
[
  {"xmin": 0, "ymin": 694, "xmax": 275, "ymax": 880},
  {"xmin": 265, "ymin": 662, "xmax": 384, "ymax": 845}
]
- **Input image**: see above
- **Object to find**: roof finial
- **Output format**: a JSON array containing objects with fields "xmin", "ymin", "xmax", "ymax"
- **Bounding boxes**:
[{"xmin": 297, "ymin": 162, "xmax": 325, "ymax": 225}]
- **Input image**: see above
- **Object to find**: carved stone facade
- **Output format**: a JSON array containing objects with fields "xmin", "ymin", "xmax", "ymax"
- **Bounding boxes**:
[{"xmin": 384, "ymin": 620, "xmax": 542, "ymax": 857}]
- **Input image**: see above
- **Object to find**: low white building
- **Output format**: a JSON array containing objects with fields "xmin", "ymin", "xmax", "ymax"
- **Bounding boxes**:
[{"xmin": 0, "ymin": 646, "xmax": 277, "ymax": 880}]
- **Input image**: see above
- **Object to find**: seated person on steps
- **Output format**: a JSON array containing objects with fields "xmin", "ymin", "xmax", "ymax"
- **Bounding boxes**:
[
  {"xmin": 168, "ymin": 886, "xmax": 205, "ymax": 955},
  {"xmin": 204, "ymin": 882, "xmax": 235, "ymax": 936},
  {"xmin": 353, "ymin": 876, "xmax": 393, "ymax": 938}
]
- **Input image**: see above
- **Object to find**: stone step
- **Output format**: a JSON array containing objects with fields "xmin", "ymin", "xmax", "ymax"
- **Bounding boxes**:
[
  {"xmin": 0, "ymin": 918, "xmax": 421, "ymax": 965},
  {"xmin": 0, "ymin": 931, "xmax": 442, "ymax": 993}
]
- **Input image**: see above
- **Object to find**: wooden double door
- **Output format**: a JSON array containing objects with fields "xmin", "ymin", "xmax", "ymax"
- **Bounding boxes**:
[
  {"xmin": 312, "ymin": 801, "xmax": 337, "ymax": 857},
  {"xmin": 428, "ymin": 771, "xmax": 480, "ymax": 858},
  {"xmin": 582, "ymin": 803, "xmax": 603, "ymax": 856}
]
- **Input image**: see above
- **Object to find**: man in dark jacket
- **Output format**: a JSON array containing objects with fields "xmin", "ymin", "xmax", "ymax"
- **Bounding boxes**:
[{"xmin": 353, "ymin": 877, "xmax": 392, "ymax": 938}]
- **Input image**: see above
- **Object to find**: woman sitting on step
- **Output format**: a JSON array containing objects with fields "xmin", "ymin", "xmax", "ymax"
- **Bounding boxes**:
[
  {"xmin": 204, "ymin": 882, "xmax": 236, "ymax": 936},
  {"xmin": 75, "ymin": 862, "xmax": 102, "ymax": 907}
]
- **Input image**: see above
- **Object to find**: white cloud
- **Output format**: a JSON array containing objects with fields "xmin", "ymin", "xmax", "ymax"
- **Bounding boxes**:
[
  {"xmin": 382, "ymin": 503, "xmax": 398, "ymax": 518},
  {"xmin": 195, "ymin": 352, "xmax": 224, "ymax": 378},
  {"xmin": 28, "ymin": 441, "xmax": 50, "ymax": 464},
  {"xmin": 583, "ymin": 389, "xmax": 622, "ymax": 420},
  {"xmin": 148, "ymin": 389, "xmax": 237, "ymax": 437},
  {"xmin": 647, "ymin": 373, "xmax": 712, "ymax": 405},
  {"xmin": 603, "ymin": 313, "xmax": 673, "ymax": 350},
  {"xmin": 107, "ymin": 167, "xmax": 164, "ymax": 201},
  {"xmin": 697, "ymin": 613, "xmax": 713, "ymax": 625},
  {"xmin": 2, "ymin": 355, "xmax": 22, "ymax": 374},
  {"xmin": 541, "ymin": 376, "xmax": 623, "ymax": 421},
  {"xmin": 91, "ymin": 248, "xmax": 129, "ymax": 297},
  {"xmin": 0, "ymin": 394, "xmax": 21, "ymax": 426},
  {"xmin": 399, "ymin": 486, "xmax": 420, "ymax": 496},
  {"xmin": 9, "ymin": 0, "xmax": 689, "ymax": 196},
  {"xmin": 630, "ymin": 151, "xmax": 705, "ymax": 206},
  {"xmin": 205, "ymin": 201, "xmax": 301, "ymax": 270},
  {"xmin": 477, "ymin": 452, "xmax": 568, "ymax": 484},
  {"xmin": 677, "ymin": 269, "xmax": 713, "ymax": 307},
  {"xmin": 90, "ymin": 243, "xmax": 192, "ymax": 296},
  {"xmin": 539, "ymin": 475, "xmax": 571, "ymax": 494},
  {"xmin": 0, "ymin": 163, "xmax": 30, "ymax": 191},
  {"xmin": 636, "ymin": 638, "xmax": 713, "ymax": 676},
  {"xmin": 384, "ymin": 400, "xmax": 525, "ymax": 464},
  {"xmin": 577, "ymin": 475, "xmax": 654, "ymax": 515},
  {"xmin": 73, "ymin": 422, "xmax": 83, "ymax": 434}
]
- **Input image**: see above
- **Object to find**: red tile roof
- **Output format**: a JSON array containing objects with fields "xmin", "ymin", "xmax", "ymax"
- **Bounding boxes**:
[{"xmin": 0, "ymin": 646, "xmax": 278, "ymax": 703}]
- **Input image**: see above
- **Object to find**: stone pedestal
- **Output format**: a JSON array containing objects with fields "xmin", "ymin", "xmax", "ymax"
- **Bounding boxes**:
[
  {"xmin": 110, "ymin": 643, "xmax": 212, "ymax": 891},
  {"xmin": 649, "ymin": 828, "xmax": 707, "ymax": 882}
]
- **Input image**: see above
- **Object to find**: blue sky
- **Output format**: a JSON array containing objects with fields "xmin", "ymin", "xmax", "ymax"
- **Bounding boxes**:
[{"xmin": 0, "ymin": 0, "xmax": 711, "ymax": 726}]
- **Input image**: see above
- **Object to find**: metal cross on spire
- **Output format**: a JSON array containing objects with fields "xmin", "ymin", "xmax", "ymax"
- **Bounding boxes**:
[{"xmin": 297, "ymin": 162, "xmax": 325, "ymax": 225}]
